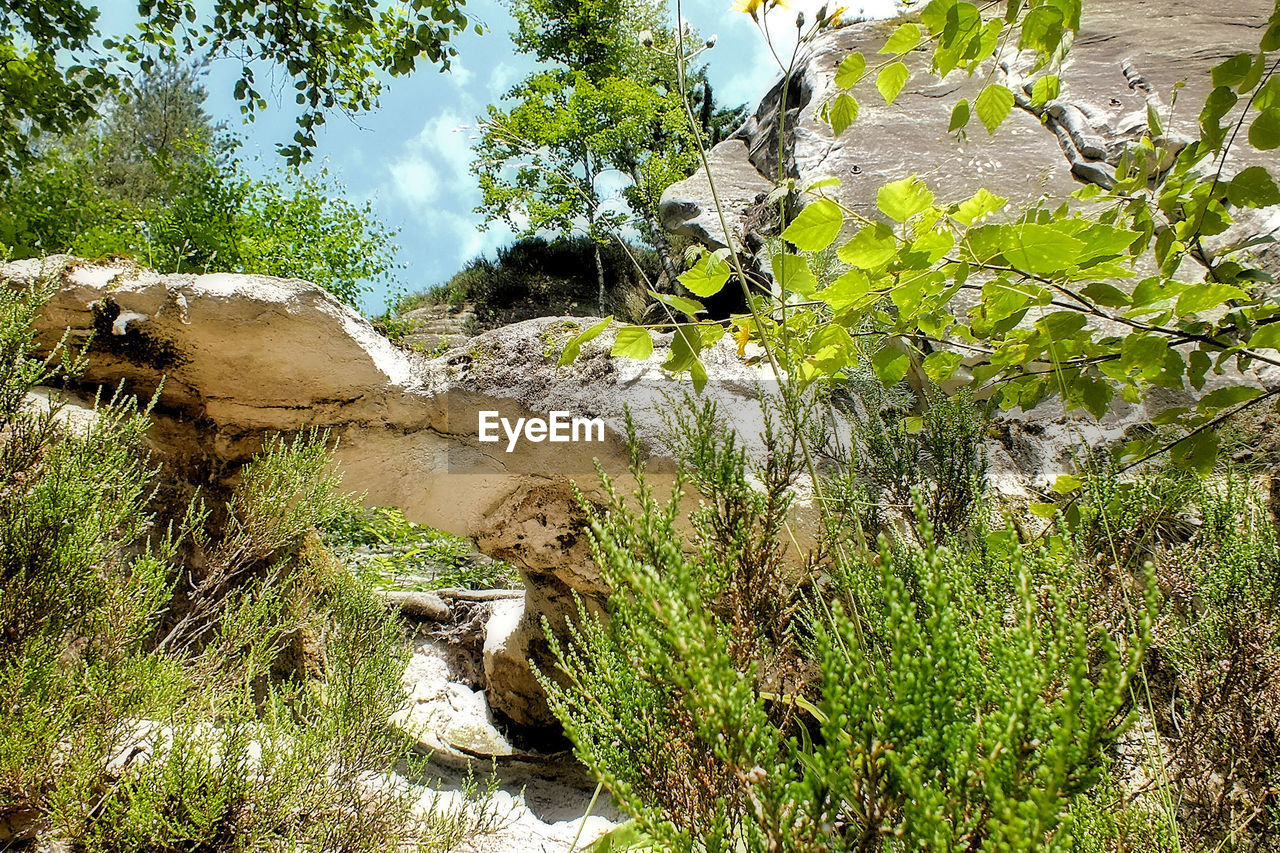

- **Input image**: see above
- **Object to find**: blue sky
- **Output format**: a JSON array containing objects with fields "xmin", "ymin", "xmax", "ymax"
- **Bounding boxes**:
[{"xmin": 98, "ymin": 0, "xmax": 896, "ymax": 314}]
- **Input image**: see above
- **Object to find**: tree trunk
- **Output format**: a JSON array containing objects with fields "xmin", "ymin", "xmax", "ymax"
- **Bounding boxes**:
[
  {"xmin": 594, "ymin": 241, "xmax": 606, "ymax": 316},
  {"xmin": 628, "ymin": 168, "xmax": 682, "ymax": 290},
  {"xmin": 646, "ymin": 212, "xmax": 683, "ymax": 290}
]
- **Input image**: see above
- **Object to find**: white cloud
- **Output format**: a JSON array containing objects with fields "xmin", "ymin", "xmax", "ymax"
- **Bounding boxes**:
[
  {"xmin": 426, "ymin": 111, "xmax": 477, "ymax": 181},
  {"xmin": 379, "ymin": 109, "xmax": 514, "ymax": 275},
  {"xmin": 385, "ymin": 111, "xmax": 481, "ymax": 212},
  {"xmin": 388, "ymin": 157, "xmax": 441, "ymax": 207},
  {"xmin": 487, "ymin": 62, "xmax": 520, "ymax": 98},
  {"xmin": 448, "ymin": 58, "xmax": 474, "ymax": 88}
]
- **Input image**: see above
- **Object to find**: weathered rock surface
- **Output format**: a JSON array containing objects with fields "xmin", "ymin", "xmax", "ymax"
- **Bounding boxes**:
[
  {"xmin": 392, "ymin": 302, "xmax": 477, "ymax": 355},
  {"xmin": 659, "ymin": 139, "xmax": 778, "ymax": 251},
  {"xmin": 5, "ymin": 255, "xmax": 781, "ymax": 727},
  {"xmin": 661, "ymin": 0, "xmax": 1280, "ymax": 268},
  {"xmin": 392, "ymin": 635, "xmax": 523, "ymax": 765}
]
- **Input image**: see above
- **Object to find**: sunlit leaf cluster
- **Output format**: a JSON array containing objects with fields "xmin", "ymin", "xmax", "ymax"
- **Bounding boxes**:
[{"xmin": 568, "ymin": 0, "xmax": 1280, "ymax": 474}]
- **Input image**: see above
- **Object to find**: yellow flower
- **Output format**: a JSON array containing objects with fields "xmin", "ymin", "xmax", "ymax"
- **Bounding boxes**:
[{"xmin": 731, "ymin": 0, "xmax": 790, "ymax": 18}]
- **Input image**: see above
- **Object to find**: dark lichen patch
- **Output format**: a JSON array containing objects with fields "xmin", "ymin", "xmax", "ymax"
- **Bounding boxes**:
[{"xmin": 91, "ymin": 297, "xmax": 186, "ymax": 371}]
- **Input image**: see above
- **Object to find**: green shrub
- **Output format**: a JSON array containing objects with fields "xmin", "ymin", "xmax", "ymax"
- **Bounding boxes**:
[
  {"xmin": 323, "ymin": 505, "xmax": 522, "ymax": 591},
  {"xmin": 544, "ymin": 400, "xmax": 1150, "ymax": 851},
  {"xmin": 1150, "ymin": 475, "xmax": 1280, "ymax": 848},
  {"xmin": 1043, "ymin": 461, "xmax": 1280, "ymax": 851},
  {"xmin": 838, "ymin": 382, "xmax": 990, "ymax": 543},
  {"xmin": 397, "ymin": 235, "xmax": 661, "ymax": 327}
]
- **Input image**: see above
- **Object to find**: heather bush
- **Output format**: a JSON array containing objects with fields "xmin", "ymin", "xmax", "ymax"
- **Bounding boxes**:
[{"xmin": 545, "ymin": 398, "xmax": 1151, "ymax": 852}]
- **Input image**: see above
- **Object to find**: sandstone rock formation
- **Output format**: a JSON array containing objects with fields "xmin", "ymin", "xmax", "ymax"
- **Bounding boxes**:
[{"xmin": 5, "ymin": 255, "xmax": 781, "ymax": 726}]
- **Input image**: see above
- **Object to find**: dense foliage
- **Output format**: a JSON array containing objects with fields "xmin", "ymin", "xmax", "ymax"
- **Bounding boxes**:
[
  {"xmin": 0, "ymin": 0, "xmax": 475, "ymax": 167},
  {"xmin": 545, "ymin": 3, "xmax": 1280, "ymax": 850},
  {"xmin": 0, "ymin": 66, "xmax": 401, "ymax": 309},
  {"xmin": 546, "ymin": 397, "xmax": 1157, "ymax": 851}
]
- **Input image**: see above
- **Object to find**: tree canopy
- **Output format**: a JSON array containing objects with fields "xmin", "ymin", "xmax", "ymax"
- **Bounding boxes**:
[
  {"xmin": 0, "ymin": 0, "xmax": 477, "ymax": 168},
  {"xmin": 0, "ymin": 64, "xmax": 401, "ymax": 308},
  {"xmin": 472, "ymin": 0, "xmax": 741, "ymax": 296}
]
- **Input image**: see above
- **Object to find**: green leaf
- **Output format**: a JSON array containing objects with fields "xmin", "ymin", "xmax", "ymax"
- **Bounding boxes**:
[
  {"xmin": 1200, "ymin": 86, "xmax": 1239, "ymax": 150},
  {"xmin": 876, "ymin": 62, "xmax": 910, "ymax": 105},
  {"xmin": 611, "ymin": 325, "xmax": 653, "ymax": 359},
  {"xmin": 700, "ymin": 324, "xmax": 727, "ymax": 347},
  {"xmin": 781, "ymin": 198, "xmax": 844, "ymax": 251},
  {"xmin": 1258, "ymin": 76, "xmax": 1280, "ymax": 111},
  {"xmin": 1052, "ymin": 474, "xmax": 1084, "ymax": 494},
  {"xmin": 877, "ymin": 176, "xmax": 935, "ymax": 222},
  {"xmin": 1197, "ymin": 385, "xmax": 1264, "ymax": 412},
  {"xmin": 1074, "ymin": 374, "xmax": 1113, "ymax": 420},
  {"xmin": 689, "ymin": 357, "xmax": 709, "ymax": 393},
  {"xmin": 827, "ymin": 92, "xmax": 860, "ymax": 136},
  {"xmin": 952, "ymin": 187, "xmax": 1006, "ymax": 225},
  {"xmin": 1175, "ymin": 283, "xmax": 1248, "ymax": 316},
  {"xmin": 679, "ymin": 252, "xmax": 731, "ymax": 298},
  {"xmin": 923, "ymin": 349, "xmax": 964, "ymax": 382},
  {"xmin": 975, "ymin": 83, "xmax": 1015, "ymax": 134},
  {"xmin": 1227, "ymin": 166, "xmax": 1280, "ymax": 207},
  {"xmin": 663, "ymin": 324, "xmax": 702, "ymax": 372},
  {"xmin": 771, "ymin": 252, "xmax": 819, "ymax": 298},
  {"xmin": 1081, "ymin": 281, "xmax": 1132, "ymax": 308},
  {"xmin": 1072, "ymin": 183, "xmax": 1103, "ymax": 201},
  {"xmin": 1248, "ymin": 107, "xmax": 1280, "ymax": 150},
  {"xmin": 880, "ymin": 22, "xmax": 922, "ymax": 55},
  {"xmin": 820, "ymin": 269, "xmax": 879, "ymax": 311},
  {"xmin": 1170, "ymin": 429, "xmax": 1219, "ymax": 476},
  {"xmin": 1146, "ymin": 102, "xmax": 1164, "ymax": 137},
  {"xmin": 872, "ymin": 343, "xmax": 911, "ymax": 385},
  {"xmin": 558, "ymin": 316, "xmax": 612, "ymax": 366},
  {"xmin": 980, "ymin": 278, "xmax": 1034, "ymax": 322},
  {"xmin": 1265, "ymin": 6, "xmax": 1280, "ymax": 51},
  {"xmin": 920, "ymin": 0, "xmax": 957, "ymax": 34},
  {"xmin": 999, "ymin": 223, "xmax": 1085, "ymax": 274},
  {"xmin": 1247, "ymin": 323, "xmax": 1280, "ymax": 350},
  {"xmin": 1036, "ymin": 310, "xmax": 1087, "ymax": 339},
  {"xmin": 909, "ymin": 228, "xmax": 955, "ymax": 264},
  {"xmin": 837, "ymin": 222, "xmax": 898, "ymax": 269},
  {"xmin": 948, "ymin": 98, "xmax": 970, "ymax": 132},
  {"xmin": 804, "ymin": 175, "xmax": 843, "ymax": 192},
  {"xmin": 651, "ymin": 291, "xmax": 704, "ymax": 317},
  {"xmin": 931, "ymin": 1, "xmax": 982, "ymax": 76},
  {"xmin": 1076, "ymin": 223, "xmax": 1142, "ymax": 262},
  {"xmin": 1030, "ymin": 74, "xmax": 1060, "ymax": 108},
  {"xmin": 1211, "ymin": 52, "xmax": 1254, "ymax": 90},
  {"xmin": 1020, "ymin": 5, "xmax": 1067, "ymax": 55},
  {"xmin": 835, "ymin": 52, "xmax": 866, "ymax": 88}
]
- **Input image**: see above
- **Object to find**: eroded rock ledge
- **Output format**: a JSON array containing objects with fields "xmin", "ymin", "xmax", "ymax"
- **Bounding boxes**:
[{"xmin": 6, "ymin": 255, "xmax": 781, "ymax": 726}]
